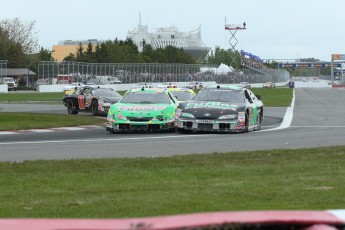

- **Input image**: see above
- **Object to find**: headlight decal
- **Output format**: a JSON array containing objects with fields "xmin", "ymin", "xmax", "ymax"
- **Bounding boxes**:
[
  {"xmin": 114, "ymin": 113, "xmax": 127, "ymax": 120},
  {"xmin": 181, "ymin": 112, "xmax": 195, "ymax": 118},
  {"xmin": 219, "ymin": 114, "xmax": 237, "ymax": 120}
]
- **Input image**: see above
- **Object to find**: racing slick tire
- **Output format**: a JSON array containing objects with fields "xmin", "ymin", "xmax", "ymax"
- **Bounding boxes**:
[
  {"xmin": 106, "ymin": 127, "xmax": 117, "ymax": 134},
  {"xmin": 255, "ymin": 112, "xmax": 262, "ymax": 131},
  {"xmin": 67, "ymin": 100, "xmax": 78, "ymax": 115},
  {"xmin": 165, "ymin": 127, "xmax": 177, "ymax": 133},
  {"xmin": 91, "ymin": 100, "xmax": 99, "ymax": 116},
  {"xmin": 241, "ymin": 112, "xmax": 249, "ymax": 133},
  {"xmin": 177, "ymin": 128, "xmax": 192, "ymax": 134}
]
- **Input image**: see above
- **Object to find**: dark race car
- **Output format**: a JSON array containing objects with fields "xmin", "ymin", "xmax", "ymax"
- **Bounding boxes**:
[
  {"xmin": 288, "ymin": 81, "xmax": 295, "ymax": 88},
  {"xmin": 62, "ymin": 86, "xmax": 122, "ymax": 115},
  {"xmin": 175, "ymin": 85, "xmax": 264, "ymax": 133}
]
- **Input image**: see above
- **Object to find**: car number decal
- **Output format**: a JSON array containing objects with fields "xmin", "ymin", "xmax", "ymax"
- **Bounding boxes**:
[
  {"xmin": 78, "ymin": 95, "xmax": 85, "ymax": 109},
  {"xmin": 196, "ymin": 120, "xmax": 215, "ymax": 124}
]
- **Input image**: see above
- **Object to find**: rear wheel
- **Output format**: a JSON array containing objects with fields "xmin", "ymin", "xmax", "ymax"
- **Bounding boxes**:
[
  {"xmin": 67, "ymin": 101, "xmax": 78, "ymax": 115},
  {"xmin": 91, "ymin": 100, "xmax": 99, "ymax": 116}
]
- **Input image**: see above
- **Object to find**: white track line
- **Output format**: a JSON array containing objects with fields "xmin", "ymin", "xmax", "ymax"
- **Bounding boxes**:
[
  {"xmin": 0, "ymin": 134, "xmax": 216, "ymax": 146},
  {"xmin": 261, "ymin": 89, "xmax": 295, "ymax": 132}
]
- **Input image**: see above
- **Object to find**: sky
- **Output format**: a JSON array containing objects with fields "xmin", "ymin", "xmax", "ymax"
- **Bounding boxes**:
[{"xmin": 1, "ymin": 0, "xmax": 344, "ymax": 62}]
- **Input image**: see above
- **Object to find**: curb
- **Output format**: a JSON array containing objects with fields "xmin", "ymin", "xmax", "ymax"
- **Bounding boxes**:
[
  {"xmin": 0, "ymin": 210, "xmax": 344, "ymax": 230},
  {"xmin": 0, "ymin": 125, "xmax": 103, "ymax": 135}
]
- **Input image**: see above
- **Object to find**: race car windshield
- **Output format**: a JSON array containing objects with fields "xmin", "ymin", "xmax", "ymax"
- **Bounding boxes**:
[
  {"xmin": 193, "ymin": 90, "xmax": 244, "ymax": 103},
  {"xmin": 171, "ymin": 92, "xmax": 193, "ymax": 101},
  {"xmin": 121, "ymin": 92, "xmax": 171, "ymax": 104},
  {"xmin": 94, "ymin": 90, "xmax": 121, "ymax": 97}
]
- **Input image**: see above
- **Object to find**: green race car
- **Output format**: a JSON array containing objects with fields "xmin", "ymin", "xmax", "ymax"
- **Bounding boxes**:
[{"xmin": 106, "ymin": 87, "xmax": 179, "ymax": 133}]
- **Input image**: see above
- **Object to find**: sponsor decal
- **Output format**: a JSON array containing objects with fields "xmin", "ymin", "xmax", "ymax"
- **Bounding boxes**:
[
  {"xmin": 186, "ymin": 102, "xmax": 238, "ymax": 111},
  {"xmin": 118, "ymin": 105, "xmax": 166, "ymax": 111}
]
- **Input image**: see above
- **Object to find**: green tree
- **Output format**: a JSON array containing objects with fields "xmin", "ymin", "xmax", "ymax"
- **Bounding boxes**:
[
  {"xmin": 205, "ymin": 46, "xmax": 241, "ymax": 68},
  {"xmin": 63, "ymin": 53, "xmax": 76, "ymax": 62},
  {"xmin": 0, "ymin": 27, "xmax": 26, "ymax": 68},
  {"xmin": 94, "ymin": 44, "xmax": 102, "ymax": 62},
  {"xmin": 38, "ymin": 47, "xmax": 54, "ymax": 61},
  {"xmin": 141, "ymin": 44, "xmax": 154, "ymax": 63},
  {"xmin": 75, "ymin": 43, "xmax": 87, "ymax": 62},
  {"xmin": 27, "ymin": 48, "xmax": 55, "ymax": 78},
  {"xmin": 0, "ymin": 17, "xmax": 39, "ymax": 54},
  {"xmin": 84, "ymin": 42, "xmax": 95, "ymax": 62}
]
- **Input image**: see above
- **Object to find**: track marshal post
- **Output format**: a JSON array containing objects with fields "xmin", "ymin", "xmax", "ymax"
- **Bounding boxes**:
[{"xmin": 225, "ymin": 17, "xmax": 246, "ymax": 70}]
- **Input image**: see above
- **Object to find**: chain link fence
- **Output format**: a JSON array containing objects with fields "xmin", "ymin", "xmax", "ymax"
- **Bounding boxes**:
[
  {"xmin": 38, "ymin": 61, "xmax": 218, "ymax": 84},
  {"xmin": 38, "ymin": 61, "xmax": 289, "ymax": 85}
]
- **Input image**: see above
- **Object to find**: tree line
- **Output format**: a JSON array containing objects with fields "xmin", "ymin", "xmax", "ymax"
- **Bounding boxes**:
[{"xmin": 63, "ymin": 39, "xmax": 198, "ymax": 64}]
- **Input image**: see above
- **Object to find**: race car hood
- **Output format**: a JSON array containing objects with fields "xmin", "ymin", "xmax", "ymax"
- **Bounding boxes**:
[
  {"xmin": 179, "ymin": 101, "xmax": 245, "ymax": 119},
  {"xmin": 109, "ymin": 103, "xmax": 175, "ymax": 118}
]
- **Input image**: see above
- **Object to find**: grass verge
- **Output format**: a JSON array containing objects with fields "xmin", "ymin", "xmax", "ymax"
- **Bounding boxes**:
[
  {"xmin": 1, "ymin": 146, "xmax": 345, "ymax": 217},
  {"xmin": 251, "ymin": 88, "xmax": 293, "ymax": 107},
  {"xmin": 0, "ymin": 113, "xmax": 104, "ymax": 131},
  {"xmin": 0, "ymin": 92, "xmax": 65, "ymax": 103}
]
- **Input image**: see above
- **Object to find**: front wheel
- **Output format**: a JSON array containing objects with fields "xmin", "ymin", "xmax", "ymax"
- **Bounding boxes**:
[
  {"xmin": 67, "ymin": 101, "xmax": 78, "ymax": 115},
  {"xmin": 177, "ymin": 128, "xmax": 192, "ymax": 134}
]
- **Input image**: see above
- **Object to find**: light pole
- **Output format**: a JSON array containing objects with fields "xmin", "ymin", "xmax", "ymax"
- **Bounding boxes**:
[{"xmin": 27, "ymin": 61, "xmax": 31, "ymax": 87}]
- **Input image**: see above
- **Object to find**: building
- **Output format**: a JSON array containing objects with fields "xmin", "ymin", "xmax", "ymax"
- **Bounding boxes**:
[
  {"xmin": 52, "ymin": 39, "xmax": 102, "ymax": 62},
  {"xmin": 0, "ymin": 68, "xmax": 36, "ymax": 86},
  {"xmin": 127, "ymin": 16, "xmax": 211, "ymax": 59}
]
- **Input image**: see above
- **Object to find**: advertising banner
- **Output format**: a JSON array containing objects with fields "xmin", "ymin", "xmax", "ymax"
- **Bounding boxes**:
[{"xmin": 332, "ymin": 54, "xmax": 345, "ymax": 60}]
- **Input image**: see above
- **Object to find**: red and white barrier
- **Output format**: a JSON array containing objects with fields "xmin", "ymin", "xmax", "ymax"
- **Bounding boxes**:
[{"xmin": 1, "ymin": 210, "xmax": 345, "ymax": 230}]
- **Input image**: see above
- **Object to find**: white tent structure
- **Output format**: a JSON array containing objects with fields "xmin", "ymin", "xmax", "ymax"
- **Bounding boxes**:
[
  {"xmin": 200, "ymin": 63, "xmax": 234, "ymax": 74},
  {"xmin": 216, "ymin": 63, "xmax": 234, "ymax": 74}
]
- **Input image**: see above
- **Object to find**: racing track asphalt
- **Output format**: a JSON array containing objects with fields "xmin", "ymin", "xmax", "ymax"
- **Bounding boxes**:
[{"xmin": 0, "ymin": 87, "xmax": 344, "ymax": 162}]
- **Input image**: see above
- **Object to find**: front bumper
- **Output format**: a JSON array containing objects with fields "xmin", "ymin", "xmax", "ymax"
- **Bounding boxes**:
[
  {"xmin": 175, "ymin": 118, "xmax": 246, "ymax": 133},
  {"xmin": 99, "ymin": 106, "xmax": 110, "ymax": 114},
  {"xmin": 106, "ymin": 120, "xmax": 175, "ymax": 133}
]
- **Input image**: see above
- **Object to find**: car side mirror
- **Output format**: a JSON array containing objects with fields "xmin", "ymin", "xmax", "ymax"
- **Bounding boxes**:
[{"xmin": 255, "ymin": 94, "xmax": 261, "ymax": 100}]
